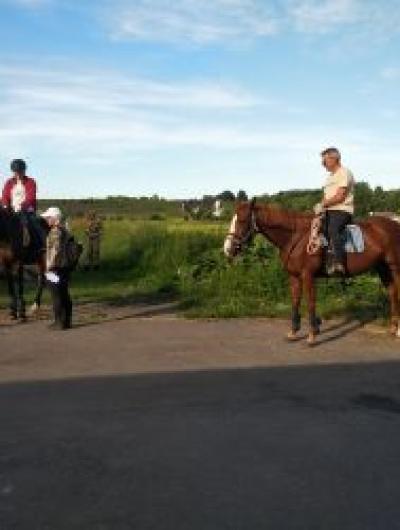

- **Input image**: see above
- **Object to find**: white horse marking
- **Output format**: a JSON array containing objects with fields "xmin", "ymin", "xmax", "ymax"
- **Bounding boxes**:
[{"xmin": 223, "ymin": 214, "xmax": 238, "ymax": 257}]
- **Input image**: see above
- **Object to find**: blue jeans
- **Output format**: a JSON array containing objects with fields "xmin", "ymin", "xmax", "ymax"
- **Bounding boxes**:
[{"xmin": 324, "ymin": 210, "xmax": 353, "ymax": 263}]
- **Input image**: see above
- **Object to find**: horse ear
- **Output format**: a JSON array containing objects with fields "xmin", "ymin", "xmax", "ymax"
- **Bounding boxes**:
[{"xmin": 250, "ymin": 197, "xmax": 257, "ymax": 209}]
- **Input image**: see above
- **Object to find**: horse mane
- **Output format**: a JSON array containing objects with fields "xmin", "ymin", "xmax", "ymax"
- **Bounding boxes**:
[{"xmin": 256, "ymin": 203, "xmax": 313, "ymax": 231}]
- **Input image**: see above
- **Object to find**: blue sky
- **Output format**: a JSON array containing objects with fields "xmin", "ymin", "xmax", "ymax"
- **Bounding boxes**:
[{"xmin": 0, "ymin": 0, "xmax": 399, "ymax": 198}]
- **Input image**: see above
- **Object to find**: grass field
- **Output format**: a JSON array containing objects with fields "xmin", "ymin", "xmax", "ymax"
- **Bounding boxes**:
[{"xmin": 0, "ymin": 217, "xmax": 389, "ymax": 323}]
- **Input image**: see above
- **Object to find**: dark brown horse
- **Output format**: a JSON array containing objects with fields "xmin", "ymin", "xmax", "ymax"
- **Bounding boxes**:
[
  {"xmin": 224, "ymin": 200, "xmax": 400, "ymax": 345},
  {"xmin": 0, "ymin": 208, "xmax": 46, "ymax": 320}
]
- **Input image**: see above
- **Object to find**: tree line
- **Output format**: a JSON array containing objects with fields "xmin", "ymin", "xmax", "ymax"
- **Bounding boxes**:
[{"xmin": 38, "ymin": 182, "xmax": 400, "ymax": 219}]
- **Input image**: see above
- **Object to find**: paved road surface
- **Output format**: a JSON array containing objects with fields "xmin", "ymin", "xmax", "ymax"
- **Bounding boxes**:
[{"xmin": 1, "ymin": 310, "xmax": 400, "ymax": 529}]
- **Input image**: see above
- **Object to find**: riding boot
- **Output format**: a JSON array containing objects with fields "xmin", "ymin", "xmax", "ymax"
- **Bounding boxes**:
[{"xmin": 327, "ymin": 260, "xmax": 346, "ymax": 276}]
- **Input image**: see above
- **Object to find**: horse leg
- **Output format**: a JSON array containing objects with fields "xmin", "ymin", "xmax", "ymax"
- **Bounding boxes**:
[
  {"xmin": 287, "ymin": 275, "xmax": 302, "ymax": 341},
  {"xmin": 390, "ymin": 271, "xmax": 400, "ymax": 338},
  {"xmin": 303, "ymin": 272, "xmax": 319, "ymax": 346},
  {"xmin": 29, "ymin": 270, "xmax": 45, "ymax": 316},
  {"xmin": 6, "ymin": 267, "xmax": 18, "ymax": 319},
  {"xmin": 377, "ymin": 263, "xmax": 398, "ymax": 335},
  {"xmin": 388, "ymin": 282, "xmax": 399, "ymax": 336},
  {"xmin": 17, "ymin": 264, "xmax": 26, "ymax": 321}
]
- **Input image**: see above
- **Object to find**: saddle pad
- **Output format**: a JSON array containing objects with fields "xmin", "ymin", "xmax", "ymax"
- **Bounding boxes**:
[{"xmin": 321, "ymin": 224, "xmax": 364, "ymax": 253}]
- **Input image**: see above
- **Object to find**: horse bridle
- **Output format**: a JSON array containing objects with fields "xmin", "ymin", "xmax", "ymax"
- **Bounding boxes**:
[{"xmin": 227, "ymin": 207, "xmax": 259, "ymax": 251}]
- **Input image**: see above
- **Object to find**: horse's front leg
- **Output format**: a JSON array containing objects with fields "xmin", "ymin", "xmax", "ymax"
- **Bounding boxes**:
[
  {"xmin": 287, "ymin": 275, "xmax": 303, "ymax": 341},
  {"xmin": 17, "ymin": 264, "xmax": 26, "ymax": 321},
  {"xmin": 6, "ymin": 267, "xmax": 18, "ymax": 320},
  {"xmin": 303, "ymin": 272, "xmax": 320, "ymax": 346}
]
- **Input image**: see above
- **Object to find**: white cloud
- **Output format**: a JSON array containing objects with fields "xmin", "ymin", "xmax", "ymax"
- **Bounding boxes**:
[
  {"xmin": 0, "ymin": 62, "xmax": 367, "ymax": 161},
  {"xmin": 1, "ymin": 62, "xmax": 397, "ymax": 198},
  {"xmin": 0, "ymin": 63, "xmax": 276, "ymax": 158},
  {"xmin": 287, "ymin": 0, "xmax": 360, "ymax": 33},
  {"xmin": 104, "ymin": 0, "xmax": 400, "ymax": 45},
  {"xmin": 108, "ymin": 0, "xmax": 279, "ymax": 44}
]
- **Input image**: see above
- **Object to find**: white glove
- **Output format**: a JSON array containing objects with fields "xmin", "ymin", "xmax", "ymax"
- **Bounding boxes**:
[
  {"xmin": 45, "ymin": 272, "xmax": 60, "ymax": 284},
  {"xmin": 313, "ymin": 202, "xmax": 325, "ymax": 216}
]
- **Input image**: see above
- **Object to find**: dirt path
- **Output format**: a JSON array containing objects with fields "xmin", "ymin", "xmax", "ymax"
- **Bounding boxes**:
[
  {"xmin": 0, "ymin": 302, "xmax": 399, "ymax": 383},
  {"xmin": 1, "ymin": 305, "xmax": 400, "ymax": 529},
  {"xmin": 0, "ymin": 304, "xmax": 400, "ymax": 381}
]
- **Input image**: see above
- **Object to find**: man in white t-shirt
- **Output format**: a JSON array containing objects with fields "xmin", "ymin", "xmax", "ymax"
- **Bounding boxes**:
[{"xmin": 314, "ymin": 147, "xmax": 355, "ymax": 275}]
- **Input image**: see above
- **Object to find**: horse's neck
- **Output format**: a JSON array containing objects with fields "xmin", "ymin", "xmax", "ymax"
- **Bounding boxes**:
[
  {"xmin": 256, "ymin": 208, "xmax": 304, "ymax": 251},
  {"xmin": 0, "ymin": 211, "xmax": 14, "ymax": 245}
]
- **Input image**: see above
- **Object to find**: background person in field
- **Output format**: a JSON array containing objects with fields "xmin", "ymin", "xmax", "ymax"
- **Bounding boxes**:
[
  {"xmin": 84, "ymin": 210, "xmax": 103, "ymax": 270},
  {"xmin": 42, "ymin": 207, "xmax": 73, "ymax": 330},
  {"xmin": 314, "ymin": 147, "xmax": 355, "ymax": 275},
  {"xmin": 1, "ymin": 159, "xmax": 43, "ymax": 249}
]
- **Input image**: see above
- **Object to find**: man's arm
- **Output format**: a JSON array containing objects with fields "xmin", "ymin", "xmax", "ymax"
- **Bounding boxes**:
[{"xmin": 322, "ymin": 187, "xmax": 348, "ymax": 208}]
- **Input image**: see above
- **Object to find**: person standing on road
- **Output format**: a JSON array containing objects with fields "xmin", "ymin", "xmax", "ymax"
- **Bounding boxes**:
[
  {"xmin": 314, "ymin": 147, "xmax": 355, "ymax": 276},
  {"xmin": 41, "ymin": 207, "xmax": 73, "ymax": 330}
]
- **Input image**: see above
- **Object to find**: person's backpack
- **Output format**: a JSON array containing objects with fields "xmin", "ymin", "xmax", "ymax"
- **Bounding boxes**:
[{"xmin": 65, "ymin": 233, "xmax": 83, "ymax": 270}]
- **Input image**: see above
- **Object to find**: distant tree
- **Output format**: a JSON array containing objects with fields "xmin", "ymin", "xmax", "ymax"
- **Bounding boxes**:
[
  {"xmin": 217, "ymin": 190, "xmax": 236, "ymax": 202},
  {"xmin": 354, "ymin": 182, "xmax": 374, "ymax": 217},
  {"xmin": 236, "ymin": 189, "xmax": 248, "ymax": 202}
]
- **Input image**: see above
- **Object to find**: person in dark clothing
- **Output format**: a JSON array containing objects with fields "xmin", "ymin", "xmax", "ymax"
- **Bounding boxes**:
[
  {"xmin": 41, "ymin": 207, "xmax": 72, "ymax": 330},
  {"xmin": 325, "ymin": 210, "xmax": 353, "ymax": 268},
  {"xmin": 47, "ymin": 270, "xmax": 72, "ymax": 330}
]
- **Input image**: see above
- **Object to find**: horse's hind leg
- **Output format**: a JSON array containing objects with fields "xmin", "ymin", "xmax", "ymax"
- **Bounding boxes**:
[
  {"xmin": 6, "ymin": 267, "xmax": 18, "ymax": 319},
  {"xmin": 303, "ymin": 272, "xmax": 319, "ymax": 346},
  {"xmin": 287, "ymin": 275, "xmax": 303, "ymax": 341},
  {"xmin": 378, "ymin": 262, "xmax": 400, "ymax": 336},
  {"xmin": 391, "ymin": 272, "xmax": 400, "ymax": 338}
]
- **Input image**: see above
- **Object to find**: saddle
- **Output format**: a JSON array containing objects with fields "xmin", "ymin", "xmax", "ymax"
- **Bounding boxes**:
[{"xmin": 307, "ymin": 216, "xmax": 364, "ymax": 255}]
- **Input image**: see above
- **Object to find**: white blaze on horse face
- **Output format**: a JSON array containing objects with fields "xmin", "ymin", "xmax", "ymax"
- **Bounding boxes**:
[{"xmin": 224, "ymin": 214, "xmax": 238, "ymax": 257}]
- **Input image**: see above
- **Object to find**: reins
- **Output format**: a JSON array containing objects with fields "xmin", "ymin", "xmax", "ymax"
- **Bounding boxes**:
[{"xmin": 227, "ymin": 209, "xmax": 259, "ymax": 250}]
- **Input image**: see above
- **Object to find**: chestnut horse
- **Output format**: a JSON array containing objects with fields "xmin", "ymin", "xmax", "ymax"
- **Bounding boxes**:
[
  {"xmin": 224, "ymin": 200, "xmax": 400, "ymax": 345},
  {"xmin": 0, "ymin": 208, "xmax": 46, "ymax": 320}
]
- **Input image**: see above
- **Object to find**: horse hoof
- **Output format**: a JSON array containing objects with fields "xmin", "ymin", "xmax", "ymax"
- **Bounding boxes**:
[
  {"xmin": 287, "ymin": 331, "xmax": 299, "ymax": 341},
  {"xmin": 307, "ymin": 334, "xmax": 317, "ymax": 346},
  {"xmin": 28, "ymin": 303, "xmax": 39, "ymax": 316}
]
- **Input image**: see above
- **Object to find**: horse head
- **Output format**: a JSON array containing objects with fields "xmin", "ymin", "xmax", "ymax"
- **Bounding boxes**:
[{"xmin": 223, "ymin": 198, "xmax": 258, "ymax": 258}]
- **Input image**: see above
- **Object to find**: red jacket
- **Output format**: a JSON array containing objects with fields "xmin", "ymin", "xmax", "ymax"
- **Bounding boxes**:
[{"xmin": 2, "ymin": 176, "xmax": 37, "ymax": 213}]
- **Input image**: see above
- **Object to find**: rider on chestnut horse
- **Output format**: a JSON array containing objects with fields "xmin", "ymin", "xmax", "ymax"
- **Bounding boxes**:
[{"xmin": 314, "ymin": 147, "xmax": 355, "ymax": 276}]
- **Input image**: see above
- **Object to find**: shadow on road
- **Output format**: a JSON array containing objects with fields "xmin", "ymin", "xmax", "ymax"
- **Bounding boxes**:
[{"xmin": 1, "ymin": 360, "xmax": 400, "ymax": 529}]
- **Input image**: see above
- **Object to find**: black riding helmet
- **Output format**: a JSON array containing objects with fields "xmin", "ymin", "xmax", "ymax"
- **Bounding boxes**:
[{"xmin": 10, "ymin": 159, "xmax": 27, "ymax": 173}]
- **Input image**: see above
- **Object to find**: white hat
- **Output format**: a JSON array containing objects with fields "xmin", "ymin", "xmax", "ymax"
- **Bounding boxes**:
[{"xmin": 41, "ymin": 206, "xmax": 62, "ymax": 221}]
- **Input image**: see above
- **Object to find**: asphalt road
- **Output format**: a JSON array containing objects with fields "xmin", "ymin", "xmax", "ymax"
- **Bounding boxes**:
[{"xmin": 1, "ymin": 312, "xmax": 400, "ymax": 529}]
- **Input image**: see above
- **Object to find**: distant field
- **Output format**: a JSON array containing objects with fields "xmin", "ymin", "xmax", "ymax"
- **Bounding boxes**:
[{"xmin": 0, "ymin": 217, "xmax": 388, "ymax": 323}]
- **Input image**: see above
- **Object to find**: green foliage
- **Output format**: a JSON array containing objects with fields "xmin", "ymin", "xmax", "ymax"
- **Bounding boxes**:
[{"xmin": 66, "ymin": 219, "xmax": 388, "ymax": 323}]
